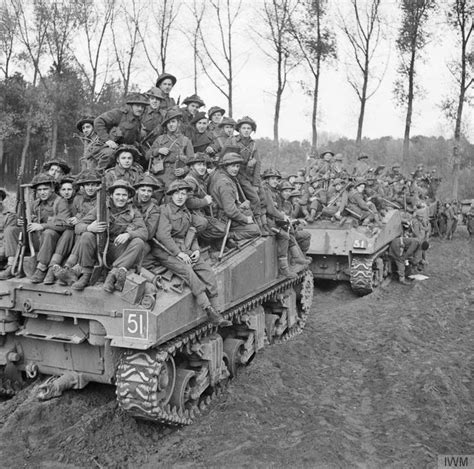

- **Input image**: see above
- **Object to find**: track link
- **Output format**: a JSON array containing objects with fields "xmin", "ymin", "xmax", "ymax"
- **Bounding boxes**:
[
  {"xmin": 116, "ymin": 270, "xmax": 313, "ymax": 425},
  {"xmin": 350, "ymin": 255, "xmax": 376, "ymax": 296}
]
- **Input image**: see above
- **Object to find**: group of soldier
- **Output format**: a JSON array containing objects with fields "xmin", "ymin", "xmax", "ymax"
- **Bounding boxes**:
[{"xmin": 0, "ymin": 72, "xmax": 312, "ymax": 326}]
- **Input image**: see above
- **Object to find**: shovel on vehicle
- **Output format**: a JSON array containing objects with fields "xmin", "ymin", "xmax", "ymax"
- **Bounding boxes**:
[{"xmin": 22, "ymin": 185, "xmax": 37, "ymax": 278}]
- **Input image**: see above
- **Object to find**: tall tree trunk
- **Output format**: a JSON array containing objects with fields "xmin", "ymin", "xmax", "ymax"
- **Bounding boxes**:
[
  {"xmin": 403, "ymin": 48, "xmax": 416, "ymax": 164},
  {"xmin": 50, "ymin": 117, "xmax": 58, "ymax": 160},
  {"xmin": 311, "ymin": 54, "xmax": 321, "ymax": 152},
  {"xmin": 356, "ymin": 70, "xmax": 369, "ymax": 149},
  {"xmin": 451, "ymin": 61, "xmax": 466, "ymax": 199},
  {"xmin": 228, "ymin": 77, "xmax": 233, "ymax": 117},
  {"xmin": 273, "ymin": 89, "xmax": 281, "ymax": 166}
]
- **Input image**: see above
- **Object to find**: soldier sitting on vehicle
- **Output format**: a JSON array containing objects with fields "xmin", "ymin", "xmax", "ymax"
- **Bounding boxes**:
[
  {"xmin": 0, "ymin": 188, "xmax": 19, "ymax": 279},
  {"xmin": 209, "ymin": 153, "xmax": 260, "ymax": 242},
  {"xmin": 345, "ymin": 179, "xmax": 382, "ymax": 227},
  {"xmin": 141, "ymin": 87, "xmax": 165, "ymax": 150},
  {"xmin": 67, "ymin": 180, "xmax": 147, "ymax": 292},
  {"xmin": 104, "ymin": 144, "xmax": 143, "ymax": 188},
  {"xmin": 54, "ymin": 170, "xmax": 103, "ymax": 285},
  {"xmin": 18, "ymin": 174, "xmax": 72, "ymax": 283},
  {"xmin": 207, "ymin": 106, "xmax": 225, "ymax": 138},
  {"xmin": 150, "ymin": 179, "xmax": 231, "ymax": 326},
  {"xmin": 155, "ymin": 72, "xmax": 177, "ymax": 113},
  {"xmin": 146, "ymin": 108, "xmax": 194, "ymax": 189},
  {"xmin": 184, "ymin": 153, "xmax": 226, "ymax": 242},
  {"xmin": 185, "ymin": 111, "xmax": 219, "ymax": 156},
  {"xmin": 76, "ymin": 116, "xmax": 100, "ymax": 171},
  {"xmin": 93, "ymin": 93, "xmax": 149, "ymax": 171},
  {"xmin": 213, "ymin": 117, "xmax": 237, "ymax": 163},
  {"xmin": 180, "ymin": 94, "xmax": 205, "ymax": 130},
  {"xmin": 320, "ymin": 178, "xmax": 349, "ymax": 220},
  {"xmin": 42, "ymin": 158, "xmax": 71, "ymax": 181}
]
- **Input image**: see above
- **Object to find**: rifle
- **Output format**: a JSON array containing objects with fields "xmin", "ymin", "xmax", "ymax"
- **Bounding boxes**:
[
  {"xmin": 22, "ymin": 185, "xmax": 36, "ymax": 277},
  {"xmin": 11, "ymin": 174, "xmax": 27, "ymax": 276},
  {"xmin": 218, "ymin": 219, "xmax": 232, "ymax": 261},
  {"xmin": 90, "ymin": 178, "xmax": 109, "ymax": 284}
]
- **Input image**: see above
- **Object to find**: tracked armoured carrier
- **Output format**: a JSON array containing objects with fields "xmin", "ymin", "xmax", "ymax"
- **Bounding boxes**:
[
  {"xmin": 306, "ymin": 209, "xmax": 402, "ymax": 295},
  {"xmin": 0, "ymin": 237, "xmax": 313, "ymax": 425}
]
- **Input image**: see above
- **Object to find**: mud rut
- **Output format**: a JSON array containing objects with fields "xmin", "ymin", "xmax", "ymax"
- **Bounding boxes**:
[{"xmin": 1, "ymin": 229, "xmax": 473, "ymax": 468}]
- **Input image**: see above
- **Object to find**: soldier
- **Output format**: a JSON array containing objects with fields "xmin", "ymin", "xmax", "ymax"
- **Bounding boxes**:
[
  {"xmin": 184, "ymin": 153, "xmax": 226, "ymax": 242},
  {"xmin": 353, "ymin": 154, "xmax": 370, "ymax": 177},
  {"xmin": 346, "ymin": 179, "xmax": 381, "ymax": 226},
  {"xmin": 23, "ymin": 174, "xmax": 71, "ymax": 283},
  {"xmin": 146, "ymin": 108, "xmax": 194, "ymax": 189},
  {"xmin": 76, "ymin": 116, "xmax": 100, "ymax": 170},
  {"xmin": 151, "ymin": 179, "xmax": 231, "ymax": 326},
  {"xmin": 155, "ymin": 72, "xmax": 177, "ymax": 113},
  {"xmin": 207, "ymin": 106, "xmax": 225, "ymax": 137},
  {"xmin": 141, "ymin": 87, "xmax": 165, "ymax": 148},
  {"xmin": 321, "ymin": 178, "xmax": 349, "ymax": 220},
  {"xmin": 43, "ymin": 176, "xmax": 76, "ymax": 284},
  {"xmin": 53, "ymin": 170, "xmax": 102, "ymax": 284},
  {"xmin": 214, "ymin": 117, "xmax": 236, "ymax": 162},
  {"xmin": 69, "ymin": 180, "xmax": 147, "ymax": 292},
  {"xmin": 133, "ymin": 174, "xmax": 162, "ymax": 241},
  {"xmin": 42, "ymin": 159, "xmax": 71, "ymax": 180},
  {"xmin": 185, "ymin": 112, "xmax": 218, "ymax": 155},
  {"xmin": 180, "ymin": 94, "xmax": 205, "ymax": 129},
  {"xmin": 224, "ymin": 116, "xmax": 263, "ymax": 231},
  {"xmin": 93, "ymin": 93, "xmax": 149, "ymax": 170},
  {"xmin": 104, "ymin": 144, "xmax": 143, "ymax": 188},
  {"xmin": 411, "ymin": 207, "xmax": 430, "ymax": 268},
  {"xmin": 0, "ymin": 188, "xmax": 19, "ymax": 279},
  {"xmin": 209, "ymin": 153, "xmax": 260, "ymax": 241}
]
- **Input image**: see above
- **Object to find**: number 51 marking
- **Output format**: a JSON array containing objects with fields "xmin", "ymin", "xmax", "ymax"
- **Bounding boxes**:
[{"xmin": 123, "ymin": 309, "xmax": 148, "ymax": 340}]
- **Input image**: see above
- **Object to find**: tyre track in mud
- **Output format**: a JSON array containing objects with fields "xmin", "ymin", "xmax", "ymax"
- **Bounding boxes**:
[{"xmin": 1, "ymin": 229, "xmax": 473, "ymax": 468}]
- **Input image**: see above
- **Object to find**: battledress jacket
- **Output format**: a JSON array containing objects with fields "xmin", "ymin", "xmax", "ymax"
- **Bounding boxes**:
[
  {"xmin": 32, "ymin": 194, "xmax": 71, "ymax": 232},
  {"xmin": 347, "ymin": 189, "xmax": 371, "ymax": 214},
  {"xmin": 184, "ymin": 170, "xmax": 211, "ymax": 211},
  {"xmin": 104, "ymin": 165, "xmax": 143, "ymax": 188},
  {"xmin": 134, "ymin": 199, "xmax": 161, "ymax": 240},
  {"xmin": 209, "ymin": 169, "xmax": 248, "ymax": 225},
  {"xmin": 75, "ymin": 203, "xmax": 148, "ymax": 243},
  {"xmin": 224, "ymin": 135, "xmax": 261, "ymax": 186},
  {"xmin": 0, "ymin": 206, "xmax": 17, "ymax": 248},
  {"xmin": 71, "ymin": 193, "xmax": 97, "ymax": 221},
  {"xmin": 261, "ymin": 183, "xmax": 286, "ymax": 225},
  {"xmin": 94, "ymin": 106, "xmax": 142, "ymax": 146}
]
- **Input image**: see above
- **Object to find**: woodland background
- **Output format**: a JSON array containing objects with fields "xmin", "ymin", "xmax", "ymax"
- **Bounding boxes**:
[{"xmin": 0, "ymin": 0, "xmax": 472, "ymax": 199}]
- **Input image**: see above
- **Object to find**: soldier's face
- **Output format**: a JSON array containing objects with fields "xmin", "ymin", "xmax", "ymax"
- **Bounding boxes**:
[
  {"xmin": 131, "ymin": 104, "xmax": 146, "ymax": 117},
  {"xmin": 357, "ymin": 184, "xmax": 365, "ymax": 193},
  {"xmin": 159, "ymin": 79, "xmax": 174, "ymax": 93},
  {"xmin": 211, "ymin": 112, "xmax": 223, "ymax": 124},
  {"xmin": 59, "ymin": 182, "xmax": 74, "ymax": 200},
  {"xmin": 82, "ymin": 123, "xmax": 94, "ymax": 137},
  {"xmin": 187, "ymin": 102, "xmax": 200, "ymax": 115},
  {"xmin": 223, "ymin": 125, "xmax": 234, "ymax": 137},
  {"xmin": 112, "ymin": 188, "xmax": 129, "ymax": 208},
  {"xmin": 137, "ymin": 186, "xmax": 153, "ymax": 203},
  {"xmin": 239, "ymin": 124, "xmax": 252, "ymax": 138},
  {"xmin": 281, "ymin": 189, "xmax": 292, "ymax": 200},
  {"xmin": 48, "ymin": 165, "xmax": 64, "ymax": 180},
  {"xmin": 294, "ymin": 183, "xmax": 302, "ymax": 190},
  {"xmin": 149, "ymin": 97, "xmax": 161, "ymax": 109},
  {"xmin": 84, "ymin": 183, "xmax": 100, "ymax": 197},
  {"xmin": 226, "ymin": 163, "xmax": 240, "ymax": 177},
  {"xmin": 193, "ymin": 162, "xmax": 207, "ymax": 176},
  {"xmin": 268, "ymin": 176, "xmax": 280, "ymax": 188},
  {"xmin": 195, "ymin": 118, "xmax": 208, "ymax": 133},
  {"xmin": 171, "ymin": 189, "xmax": 188, "ymax": 206},
  {"xmin": 118, "ymin": 152, "xmax": 133, "ymax": 169},
  {"xmin": 167, "ymin": 118, "xmax": 179, "ymax": 132},
  {"xmin": 36, "ymin": 184, "xmax": 54, "ymax": 201},
  {"xmin": 288, "ymin": 176, "xmax": 296, "ymax": 184}
]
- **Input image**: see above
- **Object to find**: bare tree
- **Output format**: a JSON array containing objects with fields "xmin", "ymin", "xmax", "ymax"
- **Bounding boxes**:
[
  {"xmin": 196, "ymin": 0, "xmax": 243, "ymax": 116},
  {"xmin": 185, "ymin": 0, "xmax": 206, "ymax": 94},
  {"xmin": 74, "ymin": 0, "xmax": 115, "ymax": 103},
  {"xmin": 110, "ymin": 0, "xmax": 144, "ymax": 95},
  {"xmin": 340, "ymin": 0, "xmax": 384, "ymax": 150},
  {"xmin": 255, "ymin": 0, "xmax": 298, "ymax": 162},
  {"xmin": 0, "ymin": 0, "xmax": 18, "ymax": 79},
  {"xmin": 139, "ymin": 0, "xmax": 179, "ymax": 77},
  {"xmin": 290, "ymin": 0, "xmax": 336, "ymax": 152},
  {"xmin": 395, "ymin": 0, "xmax": 436, "ymax": 163},
  {"xmin": 444, "ymin": 0, "xmax": 473, "ymax": 198}
]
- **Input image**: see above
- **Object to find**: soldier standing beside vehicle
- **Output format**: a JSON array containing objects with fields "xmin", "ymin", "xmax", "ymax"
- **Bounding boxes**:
[
  {"xmin": 151, "ymin": 179, "xmax": 231, "ymax": 326},
  {"xmin": 93, "ymin": 93, "xmax": 149, "ymax": 171}
]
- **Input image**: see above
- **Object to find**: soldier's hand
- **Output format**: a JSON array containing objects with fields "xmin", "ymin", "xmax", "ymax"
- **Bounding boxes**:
[
  {"xmin": 205, "ymin": 146, "xmax": 215, "ymax": 154},
  {"xmin": 177, "ymin": 252, "xmax": 192, "ymax": 264},
  {"xmin": 87, "ymin": 220, "xmax": 107, "ymax": 233},
  {"xmin": 27, "ymin": 222, "xmax": 44, "ymax": 232},
  {"xmin": 114, "ymin": 233, "xmax": 130, "ymax": 245},
  {"xmin": 204, "ymin": 195, "xmax": 213, "ymax": 205},
  {"xmin": 17, "ymin": 218, "xmax": 24, "ymax": 227},
  {"xmin": 240, "ymin": 200, "xmax": 250, "ymax": 210},
  {"xmin": 67, "ymin": 216, "xmax": 78, "ymax": 226},
  {"xmin": 159, "ymin": 147, "xmax": 170, "ymax": 155},
  {"xmin": 105, "ymin": 140, "xmax": 118, "ymax": 149},
  {"xmin": 246, "ymin": 216, "xmax": 253, "ymax": 224},
  {"xmin": 174, "ymin": 167, "xmax": 185, "ymax": 177},
  {"xmin": 190, "ymin": 250, "xmax": 200, "ymax": 262}
]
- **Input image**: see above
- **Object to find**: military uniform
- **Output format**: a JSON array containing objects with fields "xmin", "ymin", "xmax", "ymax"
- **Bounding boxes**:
[
  {"xmin": 388, "ymin": 235, "xmax": 420, "ymax": 283},
  {"xmin": 104, "ymin": 164, "xmax": 143, "ymax": 188},
  {"xmin": 0, "ymin": 194, "xmax": 19, "ymax": 275}
]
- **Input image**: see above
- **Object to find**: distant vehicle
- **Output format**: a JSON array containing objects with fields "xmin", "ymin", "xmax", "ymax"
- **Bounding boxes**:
[
  {"xmin": 0, "ymin": 237, "xmax": 313, "ymax": 425},
  {"xmin": 305, "ymin": 209, "xmax": 402, "ymax": 295}
]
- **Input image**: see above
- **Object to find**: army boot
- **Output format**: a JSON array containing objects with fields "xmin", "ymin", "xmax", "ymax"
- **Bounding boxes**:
[
  {"xmin": 54, "ymin": 266, "xmax": 78, "ymax": 286},
  {"xmin": 398, "ymin": 275, "xmax": 410, "ymax": 285},
  {"xmin": 0, "ymin": 265, "xmax": 14, "ymax": 280},
  {"xmin": 278, "ymin": 257, "xmax": 297, "ymax": 278},
  {"xmin": 71, "ymin": 269, "xmax": 93, "ymax": 291},
  {"xmin": 43, "ymin": 266, "xmax": 57, "ymax": 285},
  {"xmin": 306, "ymin": 209, "xmax": 316, "ymax": 223},
  {"xmin": 114, "ymin": 267, "xmax": 127, "ymax": 292},
  {"xmin": 30, "ymin": 265, "xmax": 47, "ymax": 284},
  {"xmin": 204, "ymin": 305, "xmax": 232, "ymax": 327},
  {"xmin": 103, "ymin": 269, "xmax": 117, "ymax": 293},
  {"xmin": 256, "ymin": 216, "xmax": 270, "ymax": 236},
  {"xmin": 289, "ymin": 245, "xmax": 310, "ymax": 266}
]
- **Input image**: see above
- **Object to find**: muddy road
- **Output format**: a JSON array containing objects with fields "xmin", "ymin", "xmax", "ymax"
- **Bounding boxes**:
[{"xmin": 1, "ymin": 229, "xmax": 473, "ymax": 468}]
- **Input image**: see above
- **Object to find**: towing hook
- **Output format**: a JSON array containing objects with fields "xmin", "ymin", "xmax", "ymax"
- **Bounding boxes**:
[{"xmin": 25, "ymin": 362, "xmax": 38, "ymax": 379}]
